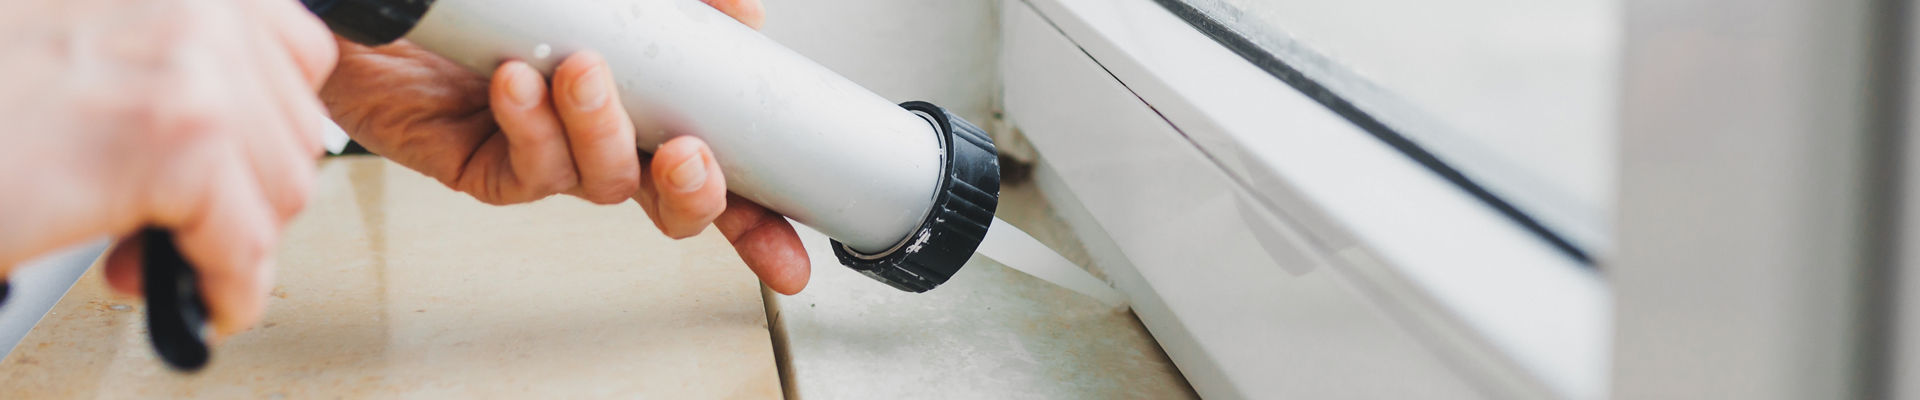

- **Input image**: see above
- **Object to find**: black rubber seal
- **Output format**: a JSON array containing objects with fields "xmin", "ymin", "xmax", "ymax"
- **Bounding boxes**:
[
  {"xmin": 831, "ymin": 102, "xmax": 1001, "ymax": 293},
  {"xmin": 301, "ymin": 0, "xmax": 434, "ymax": 46},
  {"xmin": 141, "ymin": 229, "xmax": 212, "ymax": 372},
  {"xmin": 1146, "ymin": 0, "xmax": 1592, "ymax": 265}
]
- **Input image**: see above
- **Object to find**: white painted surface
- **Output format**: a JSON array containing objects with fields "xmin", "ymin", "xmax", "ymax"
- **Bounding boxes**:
[
  {"xmin": 1005, "ymin": 0, "xmax": 1609, "ymax": 398},
  {"xmin": 1897, "ymin": 1, "xmax": 1920, "ymax": 397},
  {"xmin": 1611, "ymin": 0, "xmax": 1877, "ymax": 398},
  {"xmin": 1005, "ymin": 3, "xmax": 1478, "ymax": 399},
  {"xmin": 759, "ymin": 0, "xmax": 1001, "ymax": 126}
]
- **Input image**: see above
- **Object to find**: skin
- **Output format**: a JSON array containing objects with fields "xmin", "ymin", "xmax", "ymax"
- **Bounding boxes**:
[
  {"xmin": 0, "ymin": 0, "xmax": 337, "ymax": 338},
  {"xmin": 321, "ymin": 0, "xmax": 809, "ymax": 295},
  {"xmin": 0, "ymin": 0, "xmax": 805, "ymax": 342}
]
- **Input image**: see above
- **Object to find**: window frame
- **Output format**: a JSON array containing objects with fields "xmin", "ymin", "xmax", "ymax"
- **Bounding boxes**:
[
  {"xmin": 1610, "ymin": 0, "xmax": 1894, "ymax": 398},
  {"xmin": 1000, "ymin": 0, "xmax": 1609, "ymax": 397}
]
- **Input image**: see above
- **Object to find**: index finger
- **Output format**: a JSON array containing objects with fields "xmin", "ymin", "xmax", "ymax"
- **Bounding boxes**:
[
  {"xmin": 714, "ymin": 196, "xmax": 810, "ymax": 295},
  {"xmin": 247, "ymin": 0, "xmax": 339, "ymax": 87}
]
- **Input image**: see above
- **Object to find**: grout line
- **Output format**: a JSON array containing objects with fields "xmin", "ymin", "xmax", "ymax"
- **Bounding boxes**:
[{"xmin": 761, "ymin": 284, "xmax": 798, "ymax": 400}]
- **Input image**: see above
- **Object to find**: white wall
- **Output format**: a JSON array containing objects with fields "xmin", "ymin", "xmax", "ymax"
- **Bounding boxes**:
[{"xmin": 758, "ymin": 1, "xmax": 1001, "ymax": 125}]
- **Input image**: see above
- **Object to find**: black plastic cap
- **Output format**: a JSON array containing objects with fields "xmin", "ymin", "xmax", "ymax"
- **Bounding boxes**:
[
  {"xmin": 301, "ymin": 0, "xmax": 434, "ymax": 46},
  {"xmin": 831, "ymin": 102, "xmax": 1001, "ymax": 293}
]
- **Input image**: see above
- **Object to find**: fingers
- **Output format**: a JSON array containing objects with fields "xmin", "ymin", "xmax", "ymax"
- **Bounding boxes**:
[
  {"xmin": 639, "ymin": 136, "xmax": 727, "ymax": 239},
  {"xmin": 124, "ymin": 3, "xmax": 311, "ymax": 337},
  {"xmin": 175, "ymin": 152, "xmax": 279, "ymax": 338},
  {"xmin": 702, "ymin": 0, "xmax": 767, "ymax": 29},
  {"xmin": 626, "ymin": 137, "xmax": 809, "ymax": 294},
  {"xmin": 550, "ymin": 51, "xmax": 642, "ymax": 204},
  {"xmin": 713, "ymin": 197, "xmax": 810, "ymax": 295},
  {"xmin": 484, "ymin": 60, "xmax": 579, "ymax": 201},
  {"xmin": 245, "ymin": 2, "xmax": 332, "ymax": 157},
  {"xmin": 239, "ymin": 25, "xmax": 323, "ymax": 221},
  {"xmin": 103, "ymin": 233, "xmax": 144, "ymax": 296},
  {"xmin": 145, "ymin": 144, "xmax": 280, "ymax": 338},
  {"xmin": 240, "ymin": 0, "xmax": 339, "ymax": 87}
]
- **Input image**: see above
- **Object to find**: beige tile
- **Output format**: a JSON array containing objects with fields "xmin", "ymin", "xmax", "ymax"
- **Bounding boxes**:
[
  {"xmin": 768, "ymin": 177, "xmax": 1195, "ymax": 399},
  {"xmin": 0, "ymin": 157, "xmax": 781, "ymax": 399}
]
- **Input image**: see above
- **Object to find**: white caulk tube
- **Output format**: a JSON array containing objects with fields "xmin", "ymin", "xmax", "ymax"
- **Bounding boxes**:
[{"xmin": 302, "ymin": 0, "xmax": 1001, "ymax": 292}]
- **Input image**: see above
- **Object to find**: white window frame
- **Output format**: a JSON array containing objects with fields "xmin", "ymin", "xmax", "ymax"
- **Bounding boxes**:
[
  {"xmin": 1613, "ymin": 0, "xmax": 1890, "ymax": 399},
  {"xmin": 999, "ymin": 0, "xmax": 1609, "ymax": 398}
]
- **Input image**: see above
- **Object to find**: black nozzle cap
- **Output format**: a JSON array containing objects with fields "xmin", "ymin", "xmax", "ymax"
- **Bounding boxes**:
[
  {"xmin": 300, "ymin": 0, "xmax": 434, "ymax": 46},
  {"xmin": 830, "ymin": 102, "xmax": 1001, "ymax": 293}
]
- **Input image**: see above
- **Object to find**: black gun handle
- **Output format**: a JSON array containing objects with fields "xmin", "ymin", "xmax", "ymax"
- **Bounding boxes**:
[{"xmin": 140, "ymin": 229, "xmax": 211, "ymax": 372}]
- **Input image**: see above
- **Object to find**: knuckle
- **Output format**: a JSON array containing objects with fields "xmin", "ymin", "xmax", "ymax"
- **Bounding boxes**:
[
  {"xmin": 434, "ymin": 174, "xmax": 466, "ymax": 195},
  {"xmin": 571, "ymin": 139, "xmax": 642, "ymax": 204},
  {"xmin": 541, "ymin": 174, "xmax": 579, "ymax": 198},
  {"xmin": 468, "ymin": 178, "xmax": 517, "ymax": 206},
  {"xmin": 588, "ymin": 116, "xmax": 633, "ymax": 140},
  {"xmin": 585, "ymin": 175, "xmax": 639, "ymax": 205},
  {"xmin": 142, "ymin": 98, "xmax": 228, "ymax": 147}
]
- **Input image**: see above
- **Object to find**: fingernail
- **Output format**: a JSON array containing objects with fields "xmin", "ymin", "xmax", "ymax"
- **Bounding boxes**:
[
  {"xmin": 507, "ymin": 69, "xmax": 542, "ymax": 108},
  {"xmin": 667, "ymin": 154, "xmax": 707, "ymax": 192},
  {"xmin": 571, "ymin": 66, "xmax": 610, "ymax": 110}
]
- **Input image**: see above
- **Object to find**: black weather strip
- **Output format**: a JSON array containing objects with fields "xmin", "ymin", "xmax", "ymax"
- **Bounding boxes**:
[{"xmin": 1149, "ymin": 0, "xmax": 1593, "ymax": 265}]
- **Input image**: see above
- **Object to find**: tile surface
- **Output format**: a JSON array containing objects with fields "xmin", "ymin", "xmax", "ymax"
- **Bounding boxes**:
[
  {"xmin": 0, "ymin": 157, "xmax": 781, "ymax": 399},
  {"xmin": 769, "ymin": 179, "xmax": 1196, "ymax": 399}
]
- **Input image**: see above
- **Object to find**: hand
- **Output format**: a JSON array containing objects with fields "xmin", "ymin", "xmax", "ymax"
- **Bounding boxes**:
[
  {"xmin": 0, "ymin": 0, "xmax": 337, "ymax": 337},
  {"xmin": 319, "ymin": 0, "xmax": 809, "ymax": 294}
]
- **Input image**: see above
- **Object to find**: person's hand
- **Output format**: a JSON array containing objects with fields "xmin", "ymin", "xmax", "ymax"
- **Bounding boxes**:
[
  {"xmin": 319, "ymin": 0, "xmax": 809, "ymax": 294},
  {"xmin": 0, "ymin": 0, "xmax": 337, "ymax": 337}
]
